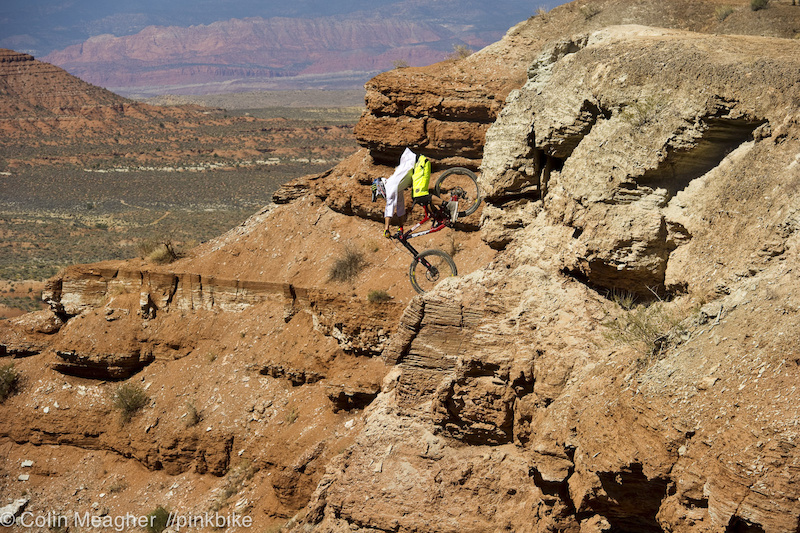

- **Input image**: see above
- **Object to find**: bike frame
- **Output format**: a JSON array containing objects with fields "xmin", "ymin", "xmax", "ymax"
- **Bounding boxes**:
[
  {"xmin": 395, "ymin": 204, "xmax": 447, "ymax": 249},
  {"xmin": 393, "ymin": 204, "xmax": 450, "ymax": 270}
]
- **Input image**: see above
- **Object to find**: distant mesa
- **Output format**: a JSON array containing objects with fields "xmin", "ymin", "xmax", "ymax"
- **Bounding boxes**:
[{"xmin": 41, "ymin": 16, "xmax": 493, "ymax": 97}]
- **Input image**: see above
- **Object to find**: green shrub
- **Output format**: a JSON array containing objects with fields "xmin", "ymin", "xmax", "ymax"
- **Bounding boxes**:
[
  {"xmin": 751, "ymin": 0, "xmax": 768, "ymax": 10},
  {"xmin": 0, "ymin": 363, "xmax": 20, "ymax": 402},
  {"xmin": 329, "ymin": 246, "xmax": 366, "ymax": 282},
  {"xmin": 112, "ymin": 382, "xmax": 150, "ymax": 423},
  {"xmin": 145, "ymin": 506, "xmax": 170, "ymax": 533},
  {"xmin": 367, "ymin": 289, "xmax": 392, "ymax": 303}
]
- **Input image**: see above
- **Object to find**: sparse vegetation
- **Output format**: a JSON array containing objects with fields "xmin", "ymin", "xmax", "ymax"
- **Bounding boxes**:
[
  {"xmin": 185, "ymin": 400, "xmax": 201, "ymax": 427},
  {"xmin": 601, "ymin": 291, "xmax": 685, "ymax": 366},
  {"xmin": 138, "ymin": 240, "xmax": 178, "ymax": 264},
  {"xmin": 445, "ymin": 233, "xmax": 462, "ymax": 258},
  {"xmin": 367, "ymin": 289, "xmax": 392, "ymax": 303},
  {"xmin": 107, "ymin": 479, "xmax": 128, "ymax": 493},
  {"xmin": 715, "ymin": 5, "xmax": 736, "ymax": 21},
  {"xmin": 0, "ymin": 103, "xmax": 361, "ymax": 286},
  {"xmin": 392, "ymin": 59, "xmax": 409, "ymax": 69},
  {"xmin": 145, "ymin": 506, "xmax": 170, "ymax": 533},
  {"xmin": 750, "ymin": 0, "xmax": 768, "ymax": 10},
  {"xmin": 0, "ymin": 363, "xmax": 20, "ymax": 402},
  {"xmin": 111, "ymin": 382, "xmax": 150, "ymax": 423},
  {"xmin": 621, "ymin": 95, "xmax": 665, "ymax": 129},
  {"xmin": 285, "ymin": 406, "xmax": 299, "ymax": 424},
  {"xmin": 329, "ymin": 246, "xmax": 367, "ymax": 282},
  {"xmin": 447, "ymin": 44, "xmax": 473, "ymax": 61}
]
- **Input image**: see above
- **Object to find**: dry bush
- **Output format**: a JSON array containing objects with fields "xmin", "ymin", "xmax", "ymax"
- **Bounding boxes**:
[
  {"xmin": 715, "ymin": 5, "xmax": 735, "ymax": 20},
  {"xmin": 447, "ymin": 44, "xmax": 473, "ymax": 61},
  {"xmin": 329, "ymin": 246, "xmax": 367, "ymax": 282},
  {"xmin": 112, "ymin": 382, "xmax": 150, "ymax": 423},
  {"xmin": 0, "ymin": 363, "xmax": 19, "ymax": 402},
  {"xmin": 368, "ymin": 289, "xmax": 392, "ymax": 303},
  {"xmin": 145, "ymin": 506, "xmax": 170, "ymax": 533},
  {"xmin": 185, "ymin": 401, "xmax": 201, "ymax": 427},
  {"xmin": 601, "ymin": 291, "xmax": 686, "ymax": 366}
]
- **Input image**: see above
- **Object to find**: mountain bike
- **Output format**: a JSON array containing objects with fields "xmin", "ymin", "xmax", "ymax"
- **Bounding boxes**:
[{"xmin": 390, "ymin": 167, "xmax": 481, "ymax": 294}]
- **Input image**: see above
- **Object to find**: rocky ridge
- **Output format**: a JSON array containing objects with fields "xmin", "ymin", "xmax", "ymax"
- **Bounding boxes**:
[{"xmin": 2, "ymin": 0, "xmax": 800, "ymax": 532}]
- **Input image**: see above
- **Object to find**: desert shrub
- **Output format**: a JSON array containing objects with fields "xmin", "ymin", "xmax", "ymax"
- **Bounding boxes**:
[
  {"xmin": 329, "ymin": 246, "xmax": 367, "ymax": 282},
  {"xmin": 750, "ymin": 0, "xmax": 768, "ymax": 10},
  {"xmin": 621, "ymin": 95, "xmax": 665, "ymax": 129},
  {"xmin": 448, "ymin": 44, "xmax": 473, "ymax": 61},
  {"xmin": 715, "ymin": 5, "xmax": 735, "ymax": 20},
  {"xmin": 367, "ymin": 289, "xmax": 392, "ymax": 303},
  {"xmin": 185, "ymin": 400, "xmax": 201, "ymax": 427},
  {"xmin": 392, "ymin": 59, "xmax": 409, "ymax": 69},
  {"xmin": 285, "ymin": 407, "xmax": 299, "ymax": 424},
  {"xmin": 0, "ymin": 363, "xmax": 20, "ymax": 402},
  {"xmin": 107, "ymin": 479, "xmax": 128, "ymax": 493},
  {"xmin": 145, "ymin": 506, "xmax": 170, "ymax": 533},
  {"xmin": 601, "ymin": 292, "xmax": 685, "ymax": 365},
  {"xmin": 112, "ymin": 382, "xmax": 150, "ymax": 423},
  {"xmin": 137, "ymin": 240, "xmax": 177, "ymax": 264}
]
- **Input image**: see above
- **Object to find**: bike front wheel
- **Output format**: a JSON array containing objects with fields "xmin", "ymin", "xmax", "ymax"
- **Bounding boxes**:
[
  {"xmin": 433, "ymin": 167, "xmax": 482, "ymax": 218},
  {"xmin": 409, "ymin": 249, "xmax": 457, "ymax": 294}
]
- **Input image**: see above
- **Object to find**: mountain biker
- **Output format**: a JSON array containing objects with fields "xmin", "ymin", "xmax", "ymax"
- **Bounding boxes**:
[{"xmin": 371, "ymin": 147, "xmax": 438, "ymax": 237}]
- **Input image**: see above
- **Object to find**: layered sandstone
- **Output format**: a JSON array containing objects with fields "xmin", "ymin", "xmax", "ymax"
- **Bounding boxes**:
[{"xmin": 295, "ymin": 24, "xmax": 800, "ymax": 533}]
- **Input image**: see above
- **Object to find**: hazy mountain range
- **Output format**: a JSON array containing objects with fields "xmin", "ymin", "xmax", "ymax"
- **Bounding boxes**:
[{"xmin": 2, "ymin": 0, "xmax": 562, "ymax": 96}]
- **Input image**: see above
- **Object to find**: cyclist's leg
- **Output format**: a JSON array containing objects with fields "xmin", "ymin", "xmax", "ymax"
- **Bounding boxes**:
[{"xmin": 384, "ymin": 172, "xmax": 412, "ymax": 232}]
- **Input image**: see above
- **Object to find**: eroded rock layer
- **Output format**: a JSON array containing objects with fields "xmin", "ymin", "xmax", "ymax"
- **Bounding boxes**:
[{"xmin": 296, "ymin": 25, "xmax": 800, "ymax": 533}]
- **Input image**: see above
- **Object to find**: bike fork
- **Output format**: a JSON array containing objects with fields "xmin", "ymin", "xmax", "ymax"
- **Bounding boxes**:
[{"xmin": 400, "ymin": 239, "xmax": 438, "ymax": 275}]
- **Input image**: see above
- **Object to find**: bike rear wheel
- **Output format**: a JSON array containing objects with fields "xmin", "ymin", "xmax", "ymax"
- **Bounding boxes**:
[
  {"xmin": 433, "ymin": 167, "xmax": 482, "ymax": 218},
  {"xmin": 409, "ymin": 249, "xmax": 457, "ymax": 294}
]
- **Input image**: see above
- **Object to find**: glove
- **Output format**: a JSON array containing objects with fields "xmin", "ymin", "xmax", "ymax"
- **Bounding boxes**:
[
  {"xmin": 384, "ymin": 229, "xmax": 392, "ymax": 238},
  {"xmin": 371, "ymin": 183, "xmax": 378, "ymax": 203}
]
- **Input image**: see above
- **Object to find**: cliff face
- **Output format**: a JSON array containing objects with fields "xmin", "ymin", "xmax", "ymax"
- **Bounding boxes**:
[
  {"xmin": 3, "ymin": 0, "xmax": 800, "ymax": 531},
  {"xmin": 294, "ymin": 14, "xmax": 800, "ymax": 533}
]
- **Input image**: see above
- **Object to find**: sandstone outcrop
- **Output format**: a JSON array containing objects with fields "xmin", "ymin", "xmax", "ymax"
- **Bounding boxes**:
[
  {"xmin": 481, "ymin": 25, "xmax": 799, "ymax": 297},
  {"xmin": 294, "ymin": 22, "xmax": 800, "ymax": 533}
]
